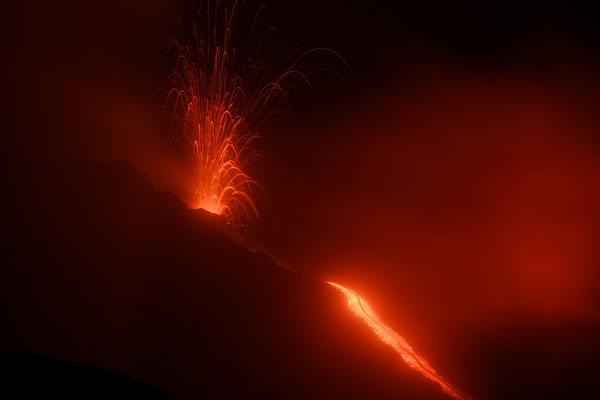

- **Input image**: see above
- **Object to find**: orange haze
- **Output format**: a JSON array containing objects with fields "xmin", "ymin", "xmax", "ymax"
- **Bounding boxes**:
[{"xmin": 263, "ymin": 59, "xmax": 600, "ymax": 391}]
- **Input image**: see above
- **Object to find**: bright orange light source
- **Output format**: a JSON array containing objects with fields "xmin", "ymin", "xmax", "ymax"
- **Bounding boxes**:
[
  {"xmin": 327, "ymin": 281, "xmax": 471, "ymax": 400},
  {"xmin": 164, "ymin": 2, "xmax": 285, "ymax": 224},
  {"xmin": 164, "ymin": 2, "xmax": 349, "ymax": 226}
]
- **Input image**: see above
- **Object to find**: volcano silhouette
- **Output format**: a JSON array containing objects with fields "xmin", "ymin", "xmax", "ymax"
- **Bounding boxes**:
[{"xmin": 1, "ymin": 160, "xmax": 449, "ymax": 399}]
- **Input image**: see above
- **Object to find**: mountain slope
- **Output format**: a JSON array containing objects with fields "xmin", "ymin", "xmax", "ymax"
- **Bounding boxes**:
[{"xmin": 1, "ymin": 160, "xmax": 447, "ymax": 399}]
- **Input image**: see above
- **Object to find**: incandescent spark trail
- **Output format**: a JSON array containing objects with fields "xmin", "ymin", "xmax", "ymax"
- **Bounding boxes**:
[
  {"xmin": 164, "ymin": 1, "xmax": 290, "ymax": 225},
  {"xmin": 327, "ymin": 282, "xmax": 471, "ymax": 400},
  {"xmin": 164, "ymin": 2, "xmax": 349, "ymax": 228}
]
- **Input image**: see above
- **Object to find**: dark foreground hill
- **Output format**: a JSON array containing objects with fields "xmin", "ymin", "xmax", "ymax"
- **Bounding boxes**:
[
  {"xmin": 1, "ymin": 160, "xmax": 447, "ymax": 399},
  {"xmin": 0, "ymin": 349, "xmax": 169, "ymax": 399}
]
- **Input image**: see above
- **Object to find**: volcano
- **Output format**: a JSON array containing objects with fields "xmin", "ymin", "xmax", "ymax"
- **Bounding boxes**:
[
  {"xmin": 3, "ymin": 158, "xmax": 600, "ymax": 399},
  {"xmin": 1, "ymin": 160, "xmax": 452, "ymax": 399}
]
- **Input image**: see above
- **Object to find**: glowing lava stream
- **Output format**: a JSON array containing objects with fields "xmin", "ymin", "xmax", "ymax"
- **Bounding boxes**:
[{"xmin": 327, "ymin": 282, "xmax": 470, "ymax": 400}]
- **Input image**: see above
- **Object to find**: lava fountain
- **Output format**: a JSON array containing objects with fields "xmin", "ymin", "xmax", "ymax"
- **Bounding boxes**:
[
  {"xmin": 164, "ymin": 1, "xmax": 300, "ymax": 224},
  {"xmin": 327, "ymin": 282, "xmax": 471, "ymax": 400}
]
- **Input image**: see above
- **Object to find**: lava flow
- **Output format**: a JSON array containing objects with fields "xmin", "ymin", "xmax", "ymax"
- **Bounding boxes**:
[{"xmin": 327, "ymin": 282, "xmax": 470, "ymax": 400}]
